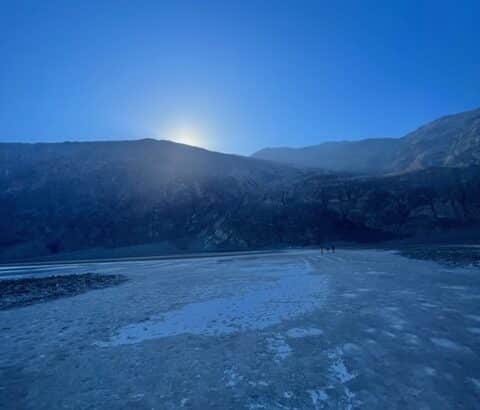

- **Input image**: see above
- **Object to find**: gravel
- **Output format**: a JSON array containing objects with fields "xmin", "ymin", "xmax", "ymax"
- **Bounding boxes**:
[{"xmin": 0, "ymin": 273, "xmax": 127, "ymax": 310}]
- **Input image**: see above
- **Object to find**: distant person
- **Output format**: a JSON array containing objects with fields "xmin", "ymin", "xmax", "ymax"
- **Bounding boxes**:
[
  {"xmin": 321, "ymin": 247, "xmax": 324, "ymax": 254},
  {"xmin": 332, "ymin": 244, "xmax": 335, "ymax": 253}
]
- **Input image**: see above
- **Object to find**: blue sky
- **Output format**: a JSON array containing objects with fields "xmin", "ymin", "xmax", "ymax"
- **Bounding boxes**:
[{"xmin": 0, "ymin": 0, "xmax": 479, "ymax": 154}]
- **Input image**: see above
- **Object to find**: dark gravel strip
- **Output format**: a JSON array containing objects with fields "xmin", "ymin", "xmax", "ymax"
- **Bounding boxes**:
[
  {"xmin": 398, "ymin": 245, "xmax": 480, "ymax": 268},
  {"xmin": 0, "ymin": 273, "xmax": 128, "ymax": 310}
]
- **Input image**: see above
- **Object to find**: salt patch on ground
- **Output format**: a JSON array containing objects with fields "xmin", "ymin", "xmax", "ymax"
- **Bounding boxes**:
[
  {"xmin": 440, "ymin": 286, "xmax": 468, "ymax": 291},
  {"xmin": 327, "ymin": 349, "xmax": 356, "ymax": 383},
  {"xmin": 471, "ymin": 378, "xmax": 480, "ymax": 390},
  {"xmin": 224, "ymin": 368, "xmax": 243, "ymax": 387},
  {"xmin": 96, "ymin": 260, "xmax": 328, "ymax": 347},
  {"xmin": 308, "ymin": 389, "xmax": 329, "ymax": 408},
  {"xmin": 424, "ymin": 367, "xmax": 437, "ymax": 376},
  {"xmin": 286, "ymin": 327, "xmax": 323, "ymax": 338},
  {"xmin": 266, "ymin": 335, "xmax": 292, "ymax": 362},
  {"xmin": 431, "ymin": 338, "xmax": 462, "ymax": 350}
]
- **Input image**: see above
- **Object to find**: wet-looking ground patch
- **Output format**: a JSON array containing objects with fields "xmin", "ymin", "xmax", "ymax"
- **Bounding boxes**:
[{"xmin": 0, "ymin": 273, "xmax": 127, "ymax": 310}]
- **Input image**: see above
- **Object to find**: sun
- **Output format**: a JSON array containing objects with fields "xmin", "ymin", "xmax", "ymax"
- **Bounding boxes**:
[
  {"xmin": 173, "ymin": 133, "xmax": 198, "ymax": 147},
  {"xmin": 167, "ymin": 126, "xmax": 205, "ymax": 148},
  {"xmin": 156, "ymin": 121, "xmax": 212, "ymax": 149}
]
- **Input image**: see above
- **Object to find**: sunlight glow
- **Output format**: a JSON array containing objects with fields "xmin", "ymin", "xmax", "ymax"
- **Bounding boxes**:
[{"xmin": 167, "ymin": 126, "xmax": 204, "ymax": 148}]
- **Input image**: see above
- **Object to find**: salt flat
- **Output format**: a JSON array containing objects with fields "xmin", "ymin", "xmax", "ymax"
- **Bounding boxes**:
[{"xmin": 1, "ymin": 249, "xmax": 479, "ymax": 409}]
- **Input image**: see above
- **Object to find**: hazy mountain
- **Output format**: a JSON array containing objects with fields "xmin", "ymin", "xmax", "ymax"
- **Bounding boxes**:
[
  {"xmin": 252, "ymin": 108, "xmax": 480, "ymax": 174},
  {"xmin": 253, "ymin": 138, "xmax": 402, "ymax": 174},
  {"xmin": 1, "ymin": 138, "xmax": 479, "ymax": 261}
]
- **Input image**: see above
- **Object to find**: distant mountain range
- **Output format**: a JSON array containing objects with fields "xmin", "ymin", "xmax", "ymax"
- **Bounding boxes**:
[
  {"xmin": 1, "ymin": 108, "xmax": 479, "ymax": 261},
  {"xmin": 253, "ymin": 108, "xmax": 480, "ymax": 174}
]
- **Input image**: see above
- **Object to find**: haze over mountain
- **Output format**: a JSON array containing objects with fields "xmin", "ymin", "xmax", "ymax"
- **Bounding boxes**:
[
  {"xmin": 1, "ymin": 108, "xmax": 480, "ymax": 262},
  {"xmin": 253, "ymin": 108, "xmax": 480, "ymax": 174}
]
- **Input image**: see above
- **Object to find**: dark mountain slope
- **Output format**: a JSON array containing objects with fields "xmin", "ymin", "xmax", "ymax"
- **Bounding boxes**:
[
  {"xmin": 0, "ymin": 139, "xmax": 302, "ymax": 260},
  {"xmin": 252, "ymin": 108, "xmax": 480, "ymax": 174}
]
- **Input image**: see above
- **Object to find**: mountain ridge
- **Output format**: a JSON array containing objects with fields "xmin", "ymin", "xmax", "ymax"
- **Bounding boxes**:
[{"xmin": 252, "ymin": 107, "xmax": 480, "ymax": 174}]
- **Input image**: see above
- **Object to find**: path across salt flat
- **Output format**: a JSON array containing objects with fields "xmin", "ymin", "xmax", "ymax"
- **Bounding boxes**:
[{"xmin": 1, "ymin": 249, "xmax": 479, "ymax": 409}]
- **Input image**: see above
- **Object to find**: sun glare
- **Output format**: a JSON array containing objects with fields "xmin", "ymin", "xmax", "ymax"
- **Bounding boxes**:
[
  {"xmin": 174, "ymin": 133, "xmax": 197, "ymax": 146},
  {"xmin": 165, "ymin": 126, "xmax": 205, "ymax": 148}
]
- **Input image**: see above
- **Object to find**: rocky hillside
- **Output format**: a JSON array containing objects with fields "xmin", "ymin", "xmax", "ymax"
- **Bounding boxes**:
[
  {"xmin": 0, "ymin": 139, "xmax": 300, "ymax": 260},
  {"xmin": 253, "ymin": 108, "xmax": 480, "ymax": 174},
  {"xmin": 394, "ymin": 108, "xmax": 480, "ymax": 172},
  {"xmin": 0, "ymin": 139, "xmax": 479, "ymax": 261}
]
